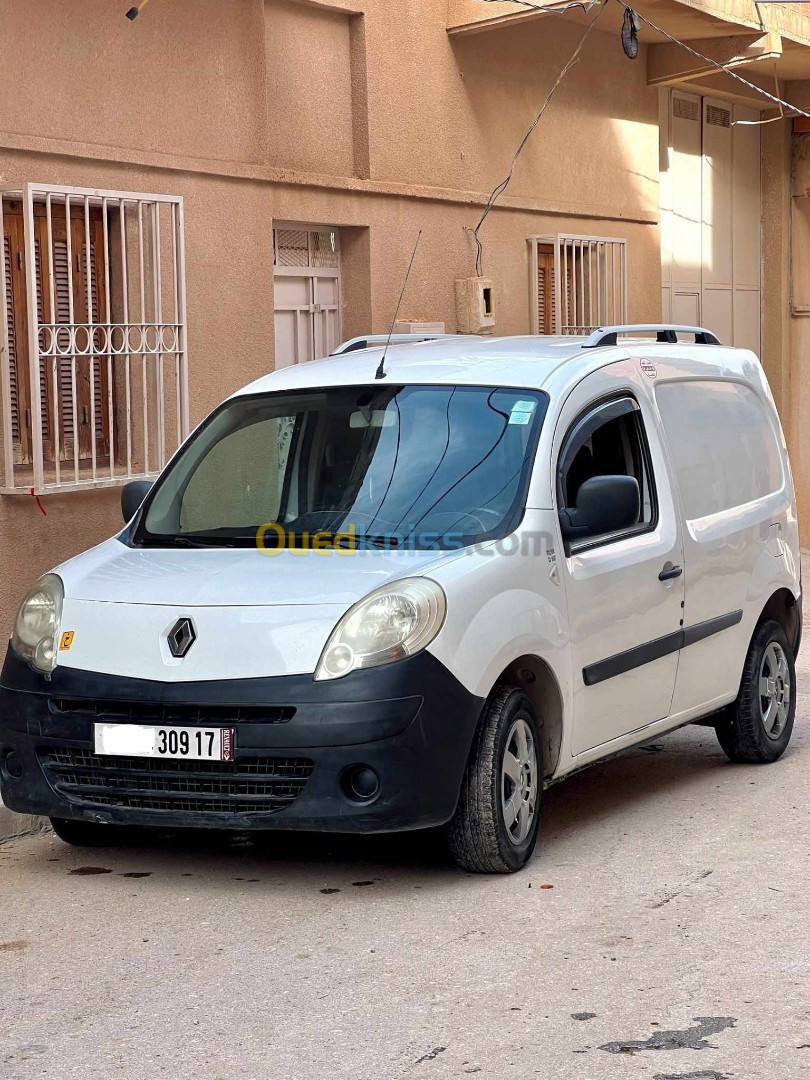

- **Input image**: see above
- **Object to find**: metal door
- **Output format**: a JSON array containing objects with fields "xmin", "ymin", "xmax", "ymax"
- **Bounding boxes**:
[
  {"xmin": 273, "ymin": 225, "xmax": 341, "ymax": 368},
  {"xmin": 660, "ymin": 90, "xmax": 762, "ymax": 354}
]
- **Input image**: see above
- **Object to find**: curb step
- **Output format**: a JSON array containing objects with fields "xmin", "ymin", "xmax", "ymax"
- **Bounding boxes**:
[{"xmin": 0, "ymin": 800, "xmax": 46, "ymax": 845}]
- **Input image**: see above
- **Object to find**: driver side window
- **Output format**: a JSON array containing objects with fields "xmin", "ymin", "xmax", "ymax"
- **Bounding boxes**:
[{"xmin": 557, "ymin": 396, "xmax": 656, "ymax": 551}]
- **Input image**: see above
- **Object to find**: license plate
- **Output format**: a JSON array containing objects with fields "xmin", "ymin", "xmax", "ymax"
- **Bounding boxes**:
[{"xmin": 94, "ymin": 723, "xmax": 234, "ymax": 762}]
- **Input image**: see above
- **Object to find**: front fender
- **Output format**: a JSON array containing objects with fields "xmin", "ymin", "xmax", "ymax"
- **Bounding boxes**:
[{"xmin": 426, "ymin": 511, "xmax": 572, "ymax": 721}]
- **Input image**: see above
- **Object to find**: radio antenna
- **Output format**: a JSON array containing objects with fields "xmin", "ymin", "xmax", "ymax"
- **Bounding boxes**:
[{"xmin": 375, "ymin": 230, "xmax": 422, "ymax": 380}]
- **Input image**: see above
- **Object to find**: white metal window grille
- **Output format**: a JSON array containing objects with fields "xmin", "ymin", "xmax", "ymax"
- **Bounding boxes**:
[
  {"xmin": 0, "ymin": 183, "xmax": 189, "ymax": 495},
  {"xmin": 273, "ymin": 225, "xmax": 341, "ymax": 366},
  {"xmin": 274, "ymin": 227, "xmax": 339, "ymax": 270},
  {"xmin": 529, "ymin": 234, "xmax": 628, "ymax": 335}
]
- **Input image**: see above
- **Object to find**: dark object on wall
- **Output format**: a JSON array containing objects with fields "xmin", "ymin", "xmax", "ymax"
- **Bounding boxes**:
[
  {"xmin": 621, "ymin": 8, "xmax": 641, "ymax": 59},
  {"xmin": 125, "ymin": 0, "xmax": 151, "ymax": 20}
]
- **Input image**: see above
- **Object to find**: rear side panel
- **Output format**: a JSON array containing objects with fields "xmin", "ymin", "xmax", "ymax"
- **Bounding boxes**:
[{"xmin": 650, "ymin": 352, "xmax": 799, "ymax": 716}]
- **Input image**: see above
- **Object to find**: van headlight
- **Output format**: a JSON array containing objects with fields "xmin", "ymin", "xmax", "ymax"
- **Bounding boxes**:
[
  {"xmin": 315, "ymin": 578, "xmax": 446, "ymax": 681},
  {"xmin": 11, "ymin": 574, "xmax": 64, "ymax": 674}
]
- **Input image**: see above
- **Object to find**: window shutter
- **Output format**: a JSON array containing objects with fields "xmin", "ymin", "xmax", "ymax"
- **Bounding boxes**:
[
  {"xmin": 532, "ymin": 236, "xmax": 626, "ymax": 337},
  {"xmin": 32, "ymin": 237, "xmax": 50, "ymax": 441},
  {"xmin": 3, "ymin": 234, "xmax": 22, "ymax": 455},
  {"xmin": 50, "ymin": 235, "xmax": 77, "ymax": 453},
  {"xmin": 85, "ymin": 233, "xmax": 105, "ymax": 439},
  {"xmin": 39, "ymin": 215, "xmax": 110, "ymax": 462},
  {"xmin": 536, "ymin": 248, "xmax": 557, "ymax": 335}
]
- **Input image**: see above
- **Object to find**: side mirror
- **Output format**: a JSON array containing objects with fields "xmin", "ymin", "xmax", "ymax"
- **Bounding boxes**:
[
  {"xmin": 121, "ymin": 480, "xmax": 153, "ymax": 523},
  {"xmin": 559, "ymin": 475, "xmax": 640, "ymax": 541}
]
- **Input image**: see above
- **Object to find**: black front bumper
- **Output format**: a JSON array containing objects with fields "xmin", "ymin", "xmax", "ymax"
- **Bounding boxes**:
[{"xmin": 0, "ymin": 649, "xmax": 483, "ymax": 833}]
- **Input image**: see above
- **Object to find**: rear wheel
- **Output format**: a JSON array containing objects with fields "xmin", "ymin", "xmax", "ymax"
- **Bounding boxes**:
[
  {"xmin": 715, "ymin": 619, "xmax": 796, "ymax": 764},
  {"xmin": 445, "ymin": 686, "xmax": 542, "ymax": 873},
  {"xmin": 49, "ymin": 817, "xmax": 141, "ymax": 847}
]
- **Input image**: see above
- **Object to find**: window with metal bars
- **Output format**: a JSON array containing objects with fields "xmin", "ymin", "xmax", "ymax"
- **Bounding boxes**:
[
  {"xmin": 1, "ymin": 184, "xmax": 189, "ymax": 495},
  {"xmin": 273, "ymin": 226, "xmax": 339, "ymax": 270},
  {"xmin": 530, "ymin": 234, "xmax": 627, "ymax": 336}
]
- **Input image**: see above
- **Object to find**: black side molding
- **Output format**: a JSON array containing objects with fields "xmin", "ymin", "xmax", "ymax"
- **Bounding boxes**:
[
  {"xmin": 583, "ymin": 609, "xmax": 743, "ymax": 687},
  {"xmin": 681, "ymin": 609, "xmax": 743, "ymax": 648}
]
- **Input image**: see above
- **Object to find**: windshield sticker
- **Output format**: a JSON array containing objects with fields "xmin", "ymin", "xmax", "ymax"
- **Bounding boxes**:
[{"xmin": 509, "ymin": 400, "xmax": 536, "ymax": 426}]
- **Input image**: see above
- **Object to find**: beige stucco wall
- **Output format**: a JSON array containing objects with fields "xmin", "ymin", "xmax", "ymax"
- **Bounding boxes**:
[
  {"xmin": 0, "ymin": 0, "xmax": 664, "ymax": 635},
  {"xmin": 765, "ymin": 80, "xmax": 810, "ymax": 529},
  {"xmin": 785, "ymin": 125, "xmax": 810, "ymax": 528}
]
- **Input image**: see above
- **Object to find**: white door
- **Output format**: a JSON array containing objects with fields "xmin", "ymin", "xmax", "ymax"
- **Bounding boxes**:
[
  {"xmin": 660, "ymin": 90, "xmax": 761, "ymax": 354},
  {"xmin": 273, "ymin": 225, "xmax": 341, "ymax": 368},
  {"xmin": 553, "ymin": 360, "xmax": 685, "ymax": 755}
]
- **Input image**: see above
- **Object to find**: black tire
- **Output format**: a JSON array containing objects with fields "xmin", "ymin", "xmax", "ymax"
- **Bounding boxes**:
[
  {"xmin": 49, "ymin": 817, "xmax": 141, "ymax": 847},
  {"xmin": 715, "ymin": 619, "xmax": 796, "ymax": 764},
  {"xmin": 445, "ymin": 686, "xmax": 542, "ymax": 873}
]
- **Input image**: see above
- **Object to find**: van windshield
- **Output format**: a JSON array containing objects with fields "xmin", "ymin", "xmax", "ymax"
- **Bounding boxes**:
[{"xmin": 136, "ymin": 384, "xmax": 548, "ymax": 550}]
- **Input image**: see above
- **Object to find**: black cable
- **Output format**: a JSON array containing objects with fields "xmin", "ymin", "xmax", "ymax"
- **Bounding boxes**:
[
  {"xmin": 471, "ymin": 0, "xmax": 609, "ymax": 276},
  {"xmin": 614, "ymin": 0, "xmax": 810, "ymax": 118},
  {"xmin": 408, "ymin": 390, "xmax": 513, "ymax": 534},
  {"xmin": 477, "ymin": 0, "xmax": 600, "ymax": 15},
  {"xmin": 362, "ymin": 391, "xmax": 403, "ymax": 536},
  {"xmin": 392, "ymin": 388, "xmax": 458, "ymax": 536},
  {"xmin": 470, "ymin": 0, "xmax": 808, "ymax": 276}
]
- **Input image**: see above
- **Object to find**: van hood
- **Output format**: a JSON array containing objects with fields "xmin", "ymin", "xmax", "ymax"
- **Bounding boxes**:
[
  {"xmin": 50, "ymin": 539, "xmax": 463, "ymax": 683},
  {"xmin": 56, "ymin": 537, "xmax": 457, "ymax": 607}
]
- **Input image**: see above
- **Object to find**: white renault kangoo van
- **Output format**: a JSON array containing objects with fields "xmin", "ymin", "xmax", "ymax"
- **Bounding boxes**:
[{"xmin": 1, "ymin": 325, "xmax": 800, "ymax": 872}]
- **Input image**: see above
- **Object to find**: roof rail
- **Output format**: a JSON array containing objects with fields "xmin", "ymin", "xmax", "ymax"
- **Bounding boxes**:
[
  {"xmin": 581, "ymin": 324, "xmax": 721, "ymax": 349},
  {"xmin": 330, "ymin": 333, "xmax": 463, "ymax": 355}
]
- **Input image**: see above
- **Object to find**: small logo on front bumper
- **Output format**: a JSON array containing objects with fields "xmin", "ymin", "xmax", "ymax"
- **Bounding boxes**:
[{"xmin": 167, "ymin": 618, "xmax": 196, "ymax": 658}]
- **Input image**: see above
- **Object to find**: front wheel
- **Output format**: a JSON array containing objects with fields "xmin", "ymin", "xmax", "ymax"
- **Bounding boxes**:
[
  {"xmin": 445, "ymin": 686, "xmax": 542, "ymax": 873},
  {"xmin": 715, "ymin": 619, "xmax": 796, "ymax": 764}
]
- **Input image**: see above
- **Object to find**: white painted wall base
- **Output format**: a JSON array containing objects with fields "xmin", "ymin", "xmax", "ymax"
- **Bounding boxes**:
[{"xmin": 0, "ymin": 799, "xmax": 45, "ymax": 844}]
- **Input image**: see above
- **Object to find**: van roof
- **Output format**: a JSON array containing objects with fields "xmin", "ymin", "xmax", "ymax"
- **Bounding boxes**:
[{"xmin": 233, "ymin": 327, "xmax": 754, "ymax": 400}]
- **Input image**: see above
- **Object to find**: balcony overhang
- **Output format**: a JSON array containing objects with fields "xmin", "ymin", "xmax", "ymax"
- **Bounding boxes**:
[
  {"xmin": 448, "ymin": 0, "xmax": 552, "ymax": 36},
  {"xmin": 648, "ymin": 31, "xmax": 783, "ymax": 85},
  {"xmin": 447, "ymin": 0, "xmax": 810, "ymax": 106},
  {"xmin": 449, "ymin": 0, "xmax": 810, "ymax": 41}
]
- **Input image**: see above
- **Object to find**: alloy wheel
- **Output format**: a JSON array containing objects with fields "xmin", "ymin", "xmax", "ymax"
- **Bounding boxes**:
[
  {"xmin": 759, "ymin": 641, "xmax": 791, "ymax": 740},
  {"xmin": 501, "ymin": 717, "xmax": 538, "ymax": 845}
]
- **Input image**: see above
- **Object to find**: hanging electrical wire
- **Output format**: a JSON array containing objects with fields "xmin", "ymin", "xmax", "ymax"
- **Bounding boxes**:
[
  {"xmin": 733, "ymin": 63, "xmax": 785, "ymax": 125},
  {"xmin": 477, "ymin": 0, "xmax": 601, "ymax": 15},
  {"xmin": 613, "ymin": 0, "xmax": 810, "ymax": 118},
  {"xmin": 476, "ymin": 0, "xmax": 809, "ymax": 117},
  {"xmin": 469, "ymin": 0, "xmax": 809, "ymax": 272},
  {"xmin": 471, "ymin": 0, "xmax": 609, "ymax": 276}
]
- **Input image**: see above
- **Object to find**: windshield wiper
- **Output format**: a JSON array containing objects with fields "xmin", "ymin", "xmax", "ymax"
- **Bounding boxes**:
[
  {"xmin": 342, "ymin": 534, "xmax": 404, "ymax": 550},
  {"xmin": 141, "ymin": 535, "xmax": 238, "ymax": 549}
]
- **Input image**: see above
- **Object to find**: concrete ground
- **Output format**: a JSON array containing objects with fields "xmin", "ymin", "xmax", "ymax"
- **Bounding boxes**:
[{"xmin": 2, "ymin": 652, "xmax": 809, "ymax": 1079}]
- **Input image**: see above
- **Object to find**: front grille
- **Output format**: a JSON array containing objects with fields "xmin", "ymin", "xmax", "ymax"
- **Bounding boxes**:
[
  {"xmin": 39, "ymin": 748, "xmax": 313, "ymax": 815},
  {"xmin": 48, "ymin": 700, "xmax": 295, "ymax": 725}
]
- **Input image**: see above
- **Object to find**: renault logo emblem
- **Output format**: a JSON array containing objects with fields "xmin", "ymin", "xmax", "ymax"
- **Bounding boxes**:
[{"xmin": 167, "ymin": 617, "xmax": 196, "ymax": 659}]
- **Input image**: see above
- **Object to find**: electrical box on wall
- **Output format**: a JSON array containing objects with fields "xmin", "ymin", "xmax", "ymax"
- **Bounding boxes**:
[
  {"xmin": 455, "ymin": 277, "xmax": 495, "ymax": 334},
  {"xmin": 393, "ymin": 321, "xmax": 446, "ymax": 334}
]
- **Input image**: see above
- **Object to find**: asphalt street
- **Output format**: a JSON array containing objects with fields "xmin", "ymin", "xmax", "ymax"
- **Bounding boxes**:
[{"xmin": 2, "ymin": 646, "xmax": 809, "ymax": 1080}]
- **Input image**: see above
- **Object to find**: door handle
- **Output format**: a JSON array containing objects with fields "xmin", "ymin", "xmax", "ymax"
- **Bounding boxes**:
[{"xmin": 658, "ymin": 562, "xmax": 683, "ymax": 582}]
